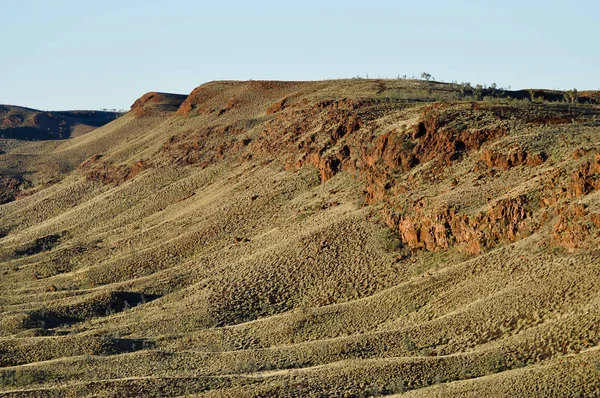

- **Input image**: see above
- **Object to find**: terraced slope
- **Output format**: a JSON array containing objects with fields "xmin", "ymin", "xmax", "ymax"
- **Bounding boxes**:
[{"xmin": 0, "ymin": 80, "xmax": 599, "ymax": 397}]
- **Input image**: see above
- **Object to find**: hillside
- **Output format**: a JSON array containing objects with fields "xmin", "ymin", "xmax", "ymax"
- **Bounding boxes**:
[
  {"xmin": 0, "ymin": 79, "xmax": 599, "ymax": 397},
  {"xmin": 0, "ymin": 106, "xmax": 121, "ymax": 141}
]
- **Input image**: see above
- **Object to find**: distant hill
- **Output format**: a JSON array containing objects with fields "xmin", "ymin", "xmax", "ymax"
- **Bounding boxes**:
[{"xmin": 0, "ymin": 105, "xmax": 122, "ymax": 140}]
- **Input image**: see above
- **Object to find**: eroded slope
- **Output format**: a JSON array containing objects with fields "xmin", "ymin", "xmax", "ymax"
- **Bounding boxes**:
[{"xmin": 0, "ymin": 79, "xmax": 599, "ymax": 397}]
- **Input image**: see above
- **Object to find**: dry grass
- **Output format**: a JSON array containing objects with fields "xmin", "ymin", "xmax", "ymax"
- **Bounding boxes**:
[{"xmin": 0, "ymin": 79, "xmax": 599, "ymax": 397}]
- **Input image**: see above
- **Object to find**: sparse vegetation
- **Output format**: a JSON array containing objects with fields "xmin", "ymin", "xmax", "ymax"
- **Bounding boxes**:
[{"xmin": 0, "ymin": 79, "xmax": 599, "ymax": 397}]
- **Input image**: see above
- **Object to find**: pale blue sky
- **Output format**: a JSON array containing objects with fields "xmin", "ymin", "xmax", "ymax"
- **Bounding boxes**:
[{"xmin": 1, "ymin": 0, "xmax": 598, "ymax": 110}]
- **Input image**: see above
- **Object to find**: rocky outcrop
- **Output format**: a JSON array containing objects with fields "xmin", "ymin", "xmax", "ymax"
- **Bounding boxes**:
[
  {"xmin": 551, "ymin": 203, "xmax": 599, "ymax": 252},
  {"xmin": 410, "ymin": 106, "xmax": 507, "ymax": 168},
  {"xmin": 393, "ymin": 196, "xmax": 534, "ymax": 254},
  {"xmin": 297, "ymin": 111, "xmax": 363, "ymax": 183},
  {"xmin": 257, "ymin": 101, "xmax": 554, "ymax": 254},
  {"xmin": 569, "ymin": 154, "xmax": 600, "ymax": 197},
  {"xmin": 480, "ymin": 149, "xmax": 547, "ymax": 170}
]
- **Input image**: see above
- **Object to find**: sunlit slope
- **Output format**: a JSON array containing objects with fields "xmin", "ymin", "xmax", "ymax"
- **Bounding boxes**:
[{"xmin": 0, "ymin": 79, "xmax": 599, "ymax": 397}]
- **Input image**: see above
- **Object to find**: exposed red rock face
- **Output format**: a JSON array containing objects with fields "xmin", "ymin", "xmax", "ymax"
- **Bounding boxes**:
[
  {"xmin": 409, "ymin": 106, "xmax": 507, "ymax": 168},
  {"xmin": 354, "ymin": 106, "xmax": 508, "ymax": 204},
  {"xmin": 252, "ymin": 101, "xmax": 559, "ymax": 254},
  {"xmin": 275, "ymin": 102, "xmax": 509, "ymax": 196},
  {"xmin": 299, "ymin": 110, "xmax": 363, "ymax": 183},
  {"xmin": 394, "ymin": 196, "xmax": 534, "ymax": 254},
  {"xmin": 569, "ymin": 154, "xmax": 600, "ymax": 197},
  {"xmin": 551, "ymin": 203, "xmax": 595, "ymax": 252},
  {"xmin": 480, "ymin": 149, "xmax": 547, "ymax": 170},
  {"xmin": 258, "ymin": 98, "xmax": 366, "ymax": 182}
]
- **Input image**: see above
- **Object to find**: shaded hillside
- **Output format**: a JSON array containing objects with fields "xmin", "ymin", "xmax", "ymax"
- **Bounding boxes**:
[
  {"xmin": 0, "ymin": 105, "xmax": 122, "ymax": 141},
  {"xmin": 0, "ymin": 79, "xmax": 599, "ymax": 397},
  {"xmin": 0, "ymin": 105, "xmax": 123, "ymax": 204}
]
